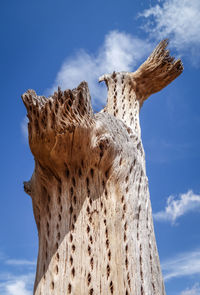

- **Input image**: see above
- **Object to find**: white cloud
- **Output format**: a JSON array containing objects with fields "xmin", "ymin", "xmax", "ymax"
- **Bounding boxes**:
[
  {"xmin": 153, "ymin": 190, "xmax": 200, "ymax": 224},
  {"xmin": 0, "ymin": 273, "xmax": 34, "ymax": 295},
  {"xmin": 140, "ymin": 0, "xmax": 200, "ymax": 60},
  {"xmin": 49, "ymin": 30, "xmax": 151, "ymax": 107},
  {"xmin": 5, "ymin": 280, "xmax": 31, "ymax": 295},
  {"xmin": 181, "ymin": 283, "xmax": 200, "ymax": 295},
  {"xmin": 0, "ymin": 254, "xmax": 35, "ymax": 295},
  {"xmin": 162, "ymin": 249, "xmax": 200, "ymax": 281},
  {"xmin": 99, "ymin": 31, "xmax": 151, "ymax": 73}
]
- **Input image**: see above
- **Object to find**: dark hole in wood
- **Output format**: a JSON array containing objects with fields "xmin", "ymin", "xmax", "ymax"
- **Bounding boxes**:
[
  {"xmin": 65, "ymin": 166, "xmax": 70, "ymax": 178},
  {"xmin": 107, "ymin": 264, "xmax": 110, "ymax": 279},
  {"xmin": 88, "ymin": 245, "xmax": 91, "ymax": 256},
  {"xmin": 87, "ymin": 225, "xmax": 90, "ymax": 233},
  {"xmin": 57, "ymin": 232, "xmax": 60, "ymax": 240},
  {"xmin": 68, "ymin": 283, "xmax": 72, "ymax": 293},
  {"xmin": 108, "ymin": 249, "xmax": 111, "ymax": 261},
  {"xmin": 71, "ymin": 267, "xmax": 75, "ymax": 277},
  {"xmin": 56, "ymin": 252, "xmax": 60, "ymax": 260},
  {"xmin": 125, "ymin": 256, "xmax": 128, "ymax": 269},
  {"xmin": 90, "ymin": 257, "xmax": 94, "ymax": 269},
  {"xmin": 70, "ymin": 187, "xmax": 73, "ymax": 196},
  {"xmin": 106, "ymin": 239, "xmax": 109, "ymax": 248},
  {"xmin": 90, "ymin": 168, "xmax": 94, "ymax": 178},
  {"xmin": 87, "ymin": 273, "xmax": 91, "ymax": 285},
  {"xmin": 78, "ymin": 168, "xmax": 82, "ymax": 177},
  {"xmin": 110, "ymin": 281, "xmax": 114, "ymax": 294},
  {"xmin": 69, "ymin": 256, "xmax": 73, "ymax": 266},
  {"xmin": 51, "ymin": 281, "xmax": 54, "ymax": 290},
  {"xmin": 72, "ymin": 177, "xmax": 76, "ymax": 187}
]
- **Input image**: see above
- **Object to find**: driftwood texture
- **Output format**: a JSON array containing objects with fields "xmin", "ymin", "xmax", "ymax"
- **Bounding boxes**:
[{"xmin": 22, "ymin": 40, "xmax": 183, "ymax": 295}]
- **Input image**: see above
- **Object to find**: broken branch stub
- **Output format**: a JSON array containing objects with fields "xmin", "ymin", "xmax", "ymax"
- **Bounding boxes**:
[{"xmin": 22, "ymin": 40, "xmax": 183, "ymax": 295}]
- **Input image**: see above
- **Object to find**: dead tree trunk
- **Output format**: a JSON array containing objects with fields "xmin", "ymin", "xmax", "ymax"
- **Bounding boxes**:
[{"xmin": 22, "ymin": 40, "xmax": 183, "ymax": 295}]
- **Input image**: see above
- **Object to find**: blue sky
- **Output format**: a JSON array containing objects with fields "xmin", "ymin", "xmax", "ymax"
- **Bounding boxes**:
[{"xmin": 0, "ymin": 0, "xmax": 200, "ymax": 294}]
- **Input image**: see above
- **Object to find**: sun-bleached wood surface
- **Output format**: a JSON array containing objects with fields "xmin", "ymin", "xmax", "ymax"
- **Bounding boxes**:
[{"xmin": 22, "ymin": 40, "xmax": 183, "ymax": 295}]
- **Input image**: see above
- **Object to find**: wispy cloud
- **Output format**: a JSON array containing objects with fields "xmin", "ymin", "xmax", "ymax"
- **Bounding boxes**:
[
  {"xmin": 0, "ymin": 273, "xmax": 34, "ymax": 295},
  {"xmin": 5, "ymin": 259, "xmax": 36, "ymax": 267},
  {"xmin": 5, "ymin": 280, "xmax": 32, "ymax": 295},
  {"xmin": 0, "ymin": 255, "xmax": 35, "ymax": 294},
  {"xmin": 162, "ymin": 249, "xmax": 200, "ymax": 281},
  {"xmin": 140, "ymin": 0, "xmax": 200, "ymax": 63},
  {"xmin": 181, "ymin": 283, "xmax": 200, "ymax": 295},
  {"xmin": 49, "ymin": 30, "xmax": 151, "ymax": 106},
  {"xmin": 21, "ymin": 116, "xmax": 28, "ymax": 142},
  {"xmin": 153, "ymin": 190, "xmax": 200, "ymax": 224}
]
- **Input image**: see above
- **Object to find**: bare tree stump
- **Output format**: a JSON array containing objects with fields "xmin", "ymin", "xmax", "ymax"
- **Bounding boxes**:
[{"xmin": 22, "ymin": 40, "xmax": 183, "ymax": 295}]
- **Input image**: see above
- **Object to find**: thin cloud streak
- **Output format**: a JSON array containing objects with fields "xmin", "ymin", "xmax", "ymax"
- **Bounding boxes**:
[
  {"xmin": 5, "ymin": 259, "xmax": 36, "ymax": 266},
  {"xmin": 162, "ymin": 249, "xmax": 200, "ymax": 281},
  {"xmin": 154, "ymin": 190, "xmax": 200, "ymax": 224}
]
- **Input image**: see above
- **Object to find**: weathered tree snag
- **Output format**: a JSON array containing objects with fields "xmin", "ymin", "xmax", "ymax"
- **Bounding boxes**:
[{"xmin": 22, "ymin": 40, "xmax": 183, "ymax": 295}]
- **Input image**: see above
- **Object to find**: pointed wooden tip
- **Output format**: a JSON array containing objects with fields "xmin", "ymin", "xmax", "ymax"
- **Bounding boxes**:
[
  {"xmin": 132, "ymin": 39, "xmax": 183, "ymax": 100},
  {"xmin": 99, "ymin": 74, "xmax": 109, "ymax": 83},
  {"xmin": 147, "ymin": 39, "xmax": 183, "ymax": 73}
]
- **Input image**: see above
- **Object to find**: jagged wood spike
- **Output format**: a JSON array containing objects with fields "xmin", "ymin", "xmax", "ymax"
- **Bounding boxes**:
[
  {"xmin": 132, "ymin": 39, "xmax": 183, "ymax": 100},
  {"xmin": 21, "ymin": 40, "xmax": 183, "ymax": 295}
]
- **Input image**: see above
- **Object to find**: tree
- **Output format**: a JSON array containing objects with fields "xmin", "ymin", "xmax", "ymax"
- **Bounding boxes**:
[{"xmin": 22, "ymin": 40, "xmax": 183, "ymax": 295}]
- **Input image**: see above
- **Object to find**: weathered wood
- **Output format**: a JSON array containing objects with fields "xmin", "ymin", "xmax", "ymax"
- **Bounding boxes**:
[{"xmin": 22, "ymin": 40, "xmax": 183, "ymax": 295}]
